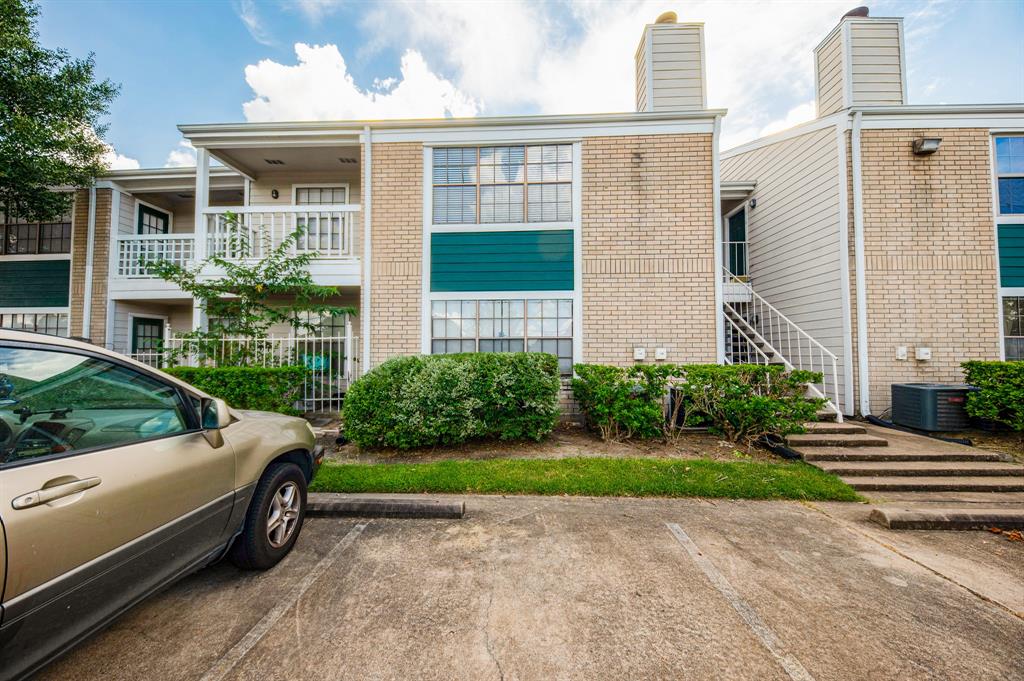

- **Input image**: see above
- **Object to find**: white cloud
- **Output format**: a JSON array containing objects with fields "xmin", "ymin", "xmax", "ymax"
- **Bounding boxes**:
[
  {"xmin": 756, "ymin": 100, "xmax": 817, "ymax": 138},
  {"xmin": 235, "ymin": 0, "xmax": 275, "ymax": 46},
  {"xmin": 360, "ymin": 0, "xmax": 861, "ymax": 147},
  {"xmin": 102, "ymin": 147, "xmax": 140, "ymax": 170},
  {"xmin": 242, "ymin": 44, "xmax": 479, "ymax": 122},
  {"xmin": 288, "ymin": 0, "xmax": 343, "ymax": 22},
  {"xmin": 164, "ymin": 140, "xmax": 197, "ymax": 168}
]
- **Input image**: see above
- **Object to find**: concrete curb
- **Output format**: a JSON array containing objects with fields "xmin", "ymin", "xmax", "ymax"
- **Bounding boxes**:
[
  {"xmin": 869, "ymin": 506, "xmax": 1024, "ymax": 530},
  {"xmin": 307, "ymin": 493, "xmax": 465, "ymax": 519}
]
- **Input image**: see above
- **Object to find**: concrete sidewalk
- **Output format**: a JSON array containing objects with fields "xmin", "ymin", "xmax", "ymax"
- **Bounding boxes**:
[{"xmin": 35, "ymin": 495, "xmax": 1022, "ymax": 681}]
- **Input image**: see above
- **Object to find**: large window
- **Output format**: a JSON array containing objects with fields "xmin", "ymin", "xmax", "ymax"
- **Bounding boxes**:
[
  {"xmin": 432, "ymin": 145, "xmax": 573, "ymax": 225},
  {"xmin": 137, "ymin": 204, "xmax": 170, "ymax": 235},
  {"xmin": 1, "ymin": 221, "xmax": 71, "ymax": 255},
  {"xmin": 0, "ymin": 312, "xmax": 68, "ymax": 337},
  {"xmin": 1004, "ymin": 296, "xmax": 1024, "ymax": 360},
  {"xmin": 430, "ymin": 298, "xmax": 573, "ymax": 374},
  {"xmin": 996, "ymin": 136, "xmax": 1024, "ymax": 215}
]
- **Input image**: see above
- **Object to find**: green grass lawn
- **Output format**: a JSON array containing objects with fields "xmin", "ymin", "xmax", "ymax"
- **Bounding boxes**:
[{"xmin": 310, "ymin": 457, "xmax": 860, "ymax": 502}]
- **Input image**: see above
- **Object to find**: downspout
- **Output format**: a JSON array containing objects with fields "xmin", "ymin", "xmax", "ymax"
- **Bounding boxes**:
[
  {"xmin": 81, "ymin": 186, "xmax": 97, "ymax": 340},
  {"xmin": 850, "ymin": 111, "xmax": 871, "ymax": 416},
  {"xmin": 711, "ymin": 114, "xmax": 725, "ymax": 364},
  {"xmin": 362, "ymin": 125, "xmax": 372, "ymax": 371}
]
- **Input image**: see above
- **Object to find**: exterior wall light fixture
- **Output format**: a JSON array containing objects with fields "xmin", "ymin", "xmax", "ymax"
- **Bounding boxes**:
[{"xmin": 912, "ymin": 137, "xmax": 942, "ymax": 155}]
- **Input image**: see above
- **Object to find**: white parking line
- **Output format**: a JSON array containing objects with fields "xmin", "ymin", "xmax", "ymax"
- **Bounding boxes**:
[
  {"xmin": 666, "ymin": 523, "xmax": 816, "ymax": 681},
  {"xmin": 200, "ymin": 522, "xmax": 369, "ymax": 681}
]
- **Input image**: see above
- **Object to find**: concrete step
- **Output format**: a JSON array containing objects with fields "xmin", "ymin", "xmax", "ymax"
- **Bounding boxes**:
[
  {"xmin": 802, "ymin": 422, "xmax": 867, "ymax": 435},
  {"xmin": 814, "ymin": 410, "xmax": 838, "ymax": 422},
  {"xmin": 786, "ymin": 433, "xmax": 888, "ymax": 448},
  {"xmin": 816, "ymin": 460, "xmax": 1024, "ymax": 478},
  {"xmin": 869, "ymin": 506, "xmax": 1024, "ymax": 530},
  {"xmin": 800, "ymin": 448, "xmax": 1004, "ymax": 463},
  {"xmin": 843, "ymin": 476, "xmax": 1024, "ymax": 493}
]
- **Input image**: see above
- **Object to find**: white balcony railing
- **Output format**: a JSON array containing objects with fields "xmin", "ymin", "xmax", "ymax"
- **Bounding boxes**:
[
  {"xmin": 116, "ymin": 233, "xmax": 195, "ymax": 277},
  {"xmin": 204, "ymin": 205, "xmax": 359, "ymax": 260}
]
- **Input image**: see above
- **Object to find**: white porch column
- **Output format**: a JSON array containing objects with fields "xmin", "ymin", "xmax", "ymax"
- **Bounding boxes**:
[{"xmin": 194, "ymin": 148, "xmax": 210, "ymax": 263}]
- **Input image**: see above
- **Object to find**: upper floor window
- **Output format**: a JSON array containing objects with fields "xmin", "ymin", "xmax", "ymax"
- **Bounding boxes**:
[
  {"xmin": 995, "ymin": 136, "xmax": 1024, "ymax": 215},
  {"xmin": 295, "ymin": 185, "xmax": 348, "ymax": 205},
  {"xmin": 432, "ymin": 144, "xmax": 573, "ymax": 225},
  {"xmin": 1, "ymin": 221, "xmax": 72, "ymax": 255}
]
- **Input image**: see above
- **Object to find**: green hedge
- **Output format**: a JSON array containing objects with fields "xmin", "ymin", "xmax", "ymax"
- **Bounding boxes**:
[
  {"xmin": 962, "ymin": 360, "xmax": 1024, "ymax": 431},
  {"xmin": 342, "ymin": 353, "xmax": 561, "ymax": 449},
  {"xmin": 164, "ymin": 365, "xmax": 310, "ymax": 415},
  {"xmin": 572, "ymin": 363, "xmax": 824, "ymax": 446}
]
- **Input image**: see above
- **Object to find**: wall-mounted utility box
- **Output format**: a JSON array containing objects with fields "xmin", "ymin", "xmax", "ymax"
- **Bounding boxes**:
[{"xmin": 891, "ymin": 383, "xmax": 975, "ymax": 431}]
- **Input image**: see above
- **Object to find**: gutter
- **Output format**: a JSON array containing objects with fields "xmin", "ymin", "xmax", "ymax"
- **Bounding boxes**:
[
  {"xmin": 362, "ymin": 125, "xmax": 372, "ymax": 371},
  {"xmin": 850, "ymin": 112, "xmax": 871, "ymax": 416},
  {"xmin": 81, "ymin": 187, "xmax": 97, "ymax": 340},
  {"xmin": 711, "ymin": 114, "xmax": 725, "ymax": 364}
]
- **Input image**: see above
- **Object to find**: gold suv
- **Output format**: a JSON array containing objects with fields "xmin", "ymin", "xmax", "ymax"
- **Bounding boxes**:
[{"xmin": 0, "ymin": 330, "xmax": 324, "ymax": 680}]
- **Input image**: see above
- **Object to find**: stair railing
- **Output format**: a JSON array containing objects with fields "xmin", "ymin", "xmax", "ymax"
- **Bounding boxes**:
[{"xmin": 722, "ymin": 266, "xmax": 843, "ymax": 421}]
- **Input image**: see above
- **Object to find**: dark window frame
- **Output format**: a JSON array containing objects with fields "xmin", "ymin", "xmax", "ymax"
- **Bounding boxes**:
[
  {"xmin": 137, "ymin": 204, "xmax": 171, "ymax": 235},
  {"xmin": 0, "ymin": 221, "xmax": 71, "ymax": 255}
]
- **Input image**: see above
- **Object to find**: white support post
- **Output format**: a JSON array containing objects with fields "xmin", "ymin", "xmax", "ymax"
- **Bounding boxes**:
[
  {"xmin": 344, "ymin": 314, "xmax": 354, "ymax": 380},
  {"xmin": 362, "ymin": 125, "xmax": 372, "ymax": 369},
  {"xmin": 194, "ymin": 148, "xmax": 210, "ymax": 263}
]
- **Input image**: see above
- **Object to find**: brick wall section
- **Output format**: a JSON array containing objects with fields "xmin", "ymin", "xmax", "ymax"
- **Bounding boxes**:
[
  {"xmin": 69, "ymin": 188, "xmax": 112, "ymax": 343},
  {"xmin": 856, "ymin": 128, "xmax": 1001, "ymax": 413},
  {"xmin": 580, "ymin": 134, "xmax": 717, "ymax": 365},
  {"xmin": 368, "ymin": 142, "xmax": 422, "ymax": 367}
]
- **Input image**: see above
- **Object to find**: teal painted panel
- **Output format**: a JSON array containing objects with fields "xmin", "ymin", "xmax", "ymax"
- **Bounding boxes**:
[
  {"xmin": 431, "ymin": 230, "xmax": 573, "ymax": 292},
  {"xmin": 0, "ymin": 260, "xmax": 70, "ymax": 307},
  {"xmin": 998, "ymin": 224, "xmax": 1024, "ymax": 287}
]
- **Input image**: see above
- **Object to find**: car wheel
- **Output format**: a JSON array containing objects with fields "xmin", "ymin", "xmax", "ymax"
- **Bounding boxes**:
[{"xmin": 230, "ymin": 462, "xmax": 307, "ymax": 570}]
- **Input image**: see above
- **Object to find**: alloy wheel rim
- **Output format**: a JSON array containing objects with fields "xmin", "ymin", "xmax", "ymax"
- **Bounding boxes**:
[{"xmin": 266, "ymin": 481, "xmax": 300, "ymax": 548}]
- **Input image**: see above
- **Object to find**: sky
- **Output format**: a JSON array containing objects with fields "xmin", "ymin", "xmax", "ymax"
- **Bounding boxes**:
[{"xmin": 35, "ymin": 0, "xmax": 1024, "ymax": 169}]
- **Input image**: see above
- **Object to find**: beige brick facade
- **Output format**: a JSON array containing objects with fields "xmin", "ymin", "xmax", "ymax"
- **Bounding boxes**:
[
  {"xmin": 853, "ymin": 127, "xmax": 1001, "ymax": 413},
  {"xmin": 69, "ymin": 188, "xmax": 112, "ymax": 343},
  {"xmin": 580, "ymin": 133, "xmax": 717, "ymax": 365},
  {"xmin": 367, "ymin": 142, "xmax": 423, "ymax": 367}
]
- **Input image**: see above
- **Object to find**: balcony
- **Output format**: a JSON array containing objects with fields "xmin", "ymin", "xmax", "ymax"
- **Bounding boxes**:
[{"xmin": 113, "ymin": 205, "xmax": 360, "ymax": 285}]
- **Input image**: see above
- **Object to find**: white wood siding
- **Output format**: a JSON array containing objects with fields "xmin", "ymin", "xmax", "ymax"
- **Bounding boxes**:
[
  {"xmin": 111, "ymin": 301, "xmax": 191, "ymax": 354},
  {"xmin": 849, "ymin": 20, "xmax": 905, "ymax": 106},
  {"xmin": 647, "ymin": 24, "xmax": 705, "ymax": 111},
  {"xmin": 815, "ymin": 29, "xmax": 845, "ymax": 116},
  {"xmin": 721, "ymin": 126, "xmax": 850, "ymax": 413},
  {"xmin": 117, "ymin": 192, "xmax": 135, "ymax": 235},
  {"xmin": 635, "ymin": 36, "xmax": 649, "ymax": 112}
]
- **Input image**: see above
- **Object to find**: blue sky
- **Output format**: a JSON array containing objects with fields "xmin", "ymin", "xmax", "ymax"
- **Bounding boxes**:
[{"xmin": 37, "ymin": 0, "xmax": 1024, "ymax": 168}]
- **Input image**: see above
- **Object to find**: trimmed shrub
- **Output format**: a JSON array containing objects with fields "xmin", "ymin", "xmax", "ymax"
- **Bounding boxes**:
[
  {"xmin": 342, "ymin": 352, "xmax": 561, "ymax": 449},
  {"xmin": 675, "ymin": 365, "xmax": 824, "ymax": 446},
  {"xmin": 571, "ymin": 364, "xmax": 675, "ymax": 440},
  {"xmin": 962, "ymin": 360, "xmax": 1024, "ymax": 431},
  {"xmin": 572, "ymin": 363, "xmax": 824, "ymax": 446},
  {"xmin": 164, "ymin": 365, "xmax": 310, "ymax": 415}
]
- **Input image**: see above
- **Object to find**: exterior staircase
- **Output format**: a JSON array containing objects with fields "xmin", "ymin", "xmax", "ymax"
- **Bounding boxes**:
[
  {"xmin": 786, "ymin": 418, "xmax": 1024, "ymax": 529},
  {"xmin": 722, "ymin": 268, "xmax": 843, "ymax": 421}
]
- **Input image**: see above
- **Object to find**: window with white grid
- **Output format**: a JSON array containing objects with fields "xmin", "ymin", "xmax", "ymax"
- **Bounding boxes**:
[
  {"xmin": 295, "ymin": 186, "xmax": 348, "ymax": 205},
  {"xmin": 430, "ymin": 298, "xmax": 573, "ymax": 374},
  {"xmin": 432, "ymin": 144, "xmax": 573, "ymax": 225},
  {"xmin": 0, "ymin": 312, "xmax": 69, "ymax": 337}
]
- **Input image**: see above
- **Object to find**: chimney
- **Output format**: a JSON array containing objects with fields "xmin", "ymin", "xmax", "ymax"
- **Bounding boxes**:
[
  {"xmin": 635, "ymin": 12, "xmax": 707, "ymax": 112},
  {"xmin": 814, "ymin": 7, "xmax": 907, "ymax": 117}
]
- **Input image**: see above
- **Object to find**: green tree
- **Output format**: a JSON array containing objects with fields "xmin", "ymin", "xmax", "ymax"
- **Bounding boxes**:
[
  {"xmin": 0, "ymin": 0, "xmax": 119, "ymax": 223},
  {"xmin": 145, "ymin": 214, "xmax": 356, "ymax": 365}
]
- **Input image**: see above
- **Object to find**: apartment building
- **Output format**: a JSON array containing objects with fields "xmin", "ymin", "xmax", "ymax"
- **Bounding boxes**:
[
  {"xmin": 720, "ymin": 8, "xmax": 1024, "ymax": 416},
  {"xmin": 13, "ymin": 13, "xmax": 730, "ymax": 409}
]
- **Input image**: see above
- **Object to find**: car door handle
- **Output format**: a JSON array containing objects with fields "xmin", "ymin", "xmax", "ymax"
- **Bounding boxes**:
[{"xmin": 12, "ymin": 477, "xmax": 102, "ymax": 509}]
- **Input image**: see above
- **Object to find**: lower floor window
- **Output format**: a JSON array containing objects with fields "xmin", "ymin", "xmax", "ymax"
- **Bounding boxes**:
[
  {"xmin": 1004, "ymin": 296, "xmax": 1024, "ymax": 360},
  {"xmin": 0, "ymin": 312, "xmax": 69, "ymax": 337},
  {"xmin": 431, "ymin": 298, "xmax": 573, "ymax": 374}
]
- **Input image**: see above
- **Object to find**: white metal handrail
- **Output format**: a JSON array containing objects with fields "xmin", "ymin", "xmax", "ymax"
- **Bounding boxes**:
[
  {"xmin": 723, "ymin": 240, "xmax": 748, "ymax": 279},
  {"xmin": 723, "ymin": 314, "xmax": 773, "ymax": 365},
  {"xmin": 722, "ymin": 265, "xmax": 842, "ymax": 420},
  {"xmin": 116, "ymin": 234, "xmax": 195, "ymax": 277},
  {"xmin": 203, "ymin": 205, "xmax": 360, "ymax": 260}
]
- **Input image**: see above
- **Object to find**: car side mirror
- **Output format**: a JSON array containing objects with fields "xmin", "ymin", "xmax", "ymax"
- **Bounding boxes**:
[{"xmin": 200, "ymin": 397, "xmax": 231, "ymax": 447}]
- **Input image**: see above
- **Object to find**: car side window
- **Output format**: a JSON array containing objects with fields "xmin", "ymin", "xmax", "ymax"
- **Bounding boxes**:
[{"xmin": 0, "ymin": 345, "xmax": 191, "ymax": 466}]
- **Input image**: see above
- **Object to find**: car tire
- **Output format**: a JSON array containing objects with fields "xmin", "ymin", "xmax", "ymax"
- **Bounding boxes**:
[{"xmin": 230, "ymin": 462, "xmax": 307, "ymax": 570}]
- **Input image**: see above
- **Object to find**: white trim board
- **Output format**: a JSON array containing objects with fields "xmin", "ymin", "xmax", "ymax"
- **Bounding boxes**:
[{"xmin": 0, "ymin": 307, "xmax": 69, "ymax": 315}]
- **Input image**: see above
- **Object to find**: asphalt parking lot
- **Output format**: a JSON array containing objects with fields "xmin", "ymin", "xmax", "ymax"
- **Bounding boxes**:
[{"xmin": 37, "ymin": 496, "xmax": 1024, "ymax": 681}]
